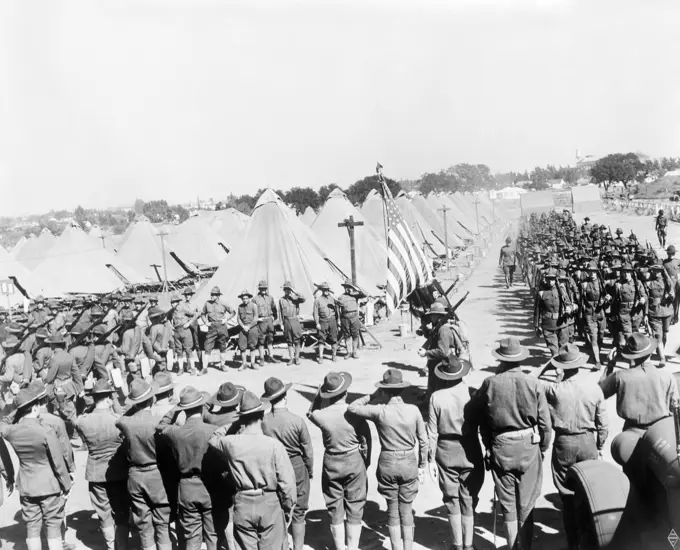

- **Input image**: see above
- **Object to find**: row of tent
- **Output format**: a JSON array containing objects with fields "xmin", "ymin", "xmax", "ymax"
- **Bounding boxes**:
[{"xmin": 1, "ymin": 190, "xmax": 503, "ymax": 316}]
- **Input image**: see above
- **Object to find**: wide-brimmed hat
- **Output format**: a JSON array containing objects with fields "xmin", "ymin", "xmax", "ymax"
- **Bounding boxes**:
[
  {"xmin": 586, "ymin": 261, "xmax": 599, "ymax": 271},
  {"xmin": 46, "ymin": 332, "xmax": 67, "ymax": 345},
  {"xmin": 14, "ymin": 388, "xmax": 41, "ymax": 412},
  {"xmin": 7, "ymin": 323, "xmax": 23, "ymax": 334},
  {"xmin": 170, "ymin": 294, "xmax": 181, "ymax": 303},
  {"xmin": 620, "ymin": 262, "xmax": 634, "ymax": 272},
  {"xmin": 667, "ymin": 245, "xmax": 676, "ymax": 254},
  {"xmin": 69, "ymin": 324, "xmax": 87, "ymax": 336},
  {"xmin": 616, "ymin": 228, "xmax": 623, "ymax": 234},
  {"xmin": 434, "ymin": 353, "xmax": 471, "ymax": 381},
  {"xmin": 153, "ymin": 371, "xmax": 174, "ymax": 394},
  {"xmin": 126, "ymin": 379, "xmax": 155, "ymax": 406},
  {"xmin": 620, "ymin": 333, "xmax": 657, "ymax": 360},
  {"xmin": 492, "ymin": 337, "xmax": 530, "ymax": 362},
  {"xmin": 35, "ymin": 327, "xmax": 49, "ymax": 339},
  {"xmin": 375, "ymin": 369, "xmax": 410, "ymax": 389},
  {"xmin": 148, "ymin": 307, "xmax": 166, "ymax": 320},
  {"xmin": 183, "ymin": 287, "xmax": 195, "ymax": 296},
  {"xmin": 262, "ymin": 377, "xmax": 292, "ymax": 402},
  {"xmin": 134, "ymin": 296, "xmax": 146, "ymax": 304},
  {"xmin": 551, "ymin": 343, "xmax": 588, "ymax": 369},
  {"xmin": 34, "ymin": 295, "xmax": 45, "ymax": 303},
  {"xmin": 238, "ymin": 289, "xmax": 253, "ymax": 298},
  {"xmin": 316, "ymin": 281, "xmax": 332, "ymax": 291},
  {"xmin": 319, "ymin": 371, "xmax": 352, "ymax": 399},
  {"xmin": 90, "ymin": 379, "xmax": 115, "ymax": 395},
  {"xmin": 210, "ymin": 286, "xmax": 222, "ymax": 296},
  {"xmin": 149, "ymin": 295, "xmax": 159, "ymax": 303},
  {"xmin": 176, "ymin": 386, "xmax": 207, "ymax": 410},
  {"xmin": 282, "ymin": 281, "xmax": 294, "ymax": 290},
  {"xmin": 121, "ymin": 310, "xmax": 134, "ymax": 322},
  {"xmin": 211, "ymin": 382, "xmax": 245, "ymax": 407},
  {"xmin": 425, "ymin": 302, "xmax": 447, "ymax": 316},
  {"xmin": 237, "ymin": 391, "xmax": 271, "ymax": 417},
  {"xmin": 1, "ymin": 335, "xmax": 18, "ymax": 349},
  {"xmin": 91, "ymin": 306, "xmax": 104, "ymax": 318},
  {"xmin": 257, "ymin": 280, "xmax": 268, "ymax": 289}
]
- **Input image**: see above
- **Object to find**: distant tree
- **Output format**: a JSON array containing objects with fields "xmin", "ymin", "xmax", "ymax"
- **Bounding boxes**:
[
  {"xmin": 133, "ymin": 198, "xmax": 145, "ymax": 215},
  {"xmin": 143, "ymin": 200, "xmax": 173, "ymax": 223},
  {"xmin": 127, "ymin": 211, "xmax": 136, "ymax": 222},
  {"xmin": 318, "ymin": 183, "xmax": 341, "ymax": 203},
  {"xmin": 171, "ymin": 205, "xmax": 190, "ymax": 223},
  {"xmin": 590, "ymin": 153, "xmax": 643, "ymax": 191},
  {"xmin": 74, "ymin": 205, "xmax": 87, "ymax": 227},
  {"xmin": 283, "ymin": 187, "xmax": 320, "ymax": 214},
  {"xmin": 346, "ymin": 175, "xmax": 401, "ymax": 205},
  {"xmin": 234, "ymin": 201, "xmax": 252, "ymax": 215}
]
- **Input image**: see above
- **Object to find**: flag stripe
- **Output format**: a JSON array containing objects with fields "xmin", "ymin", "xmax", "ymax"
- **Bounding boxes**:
[{"xmin": 379, "ymin": 179, "xmax": 433, "ymax": 311}]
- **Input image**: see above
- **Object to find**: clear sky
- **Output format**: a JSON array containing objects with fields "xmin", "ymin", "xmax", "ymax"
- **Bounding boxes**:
[{"xmin": 2, "ymin": 0, "xmax": 679, "ymax": 216}]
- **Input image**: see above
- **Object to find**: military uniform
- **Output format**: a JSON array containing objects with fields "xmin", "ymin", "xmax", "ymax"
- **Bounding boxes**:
[
  {"xmin": 646, "ymin": 268, "xmax": 674, "ymax": 363},
  {"xmin": 313, "ymin": 292, "xmax": 338, "ymax": 363},
  {"xmin": 253, "ymin": 290, "xmax": 278, "ymax": 352},
  {"xmin": 663, "ymin": 252, "xmax": 680, "ymax": 323},
  {"xmin": 580, "ymin": 275, "xmax": 607, "ymax": 366},
  {"xmin": 534, "ymin": 281, "xmax": 571, "ymax": 356},
  {"xmin": 237, "ymin": 300, "xmax": 259, "ymax": 354},
  {"xmin": 498, "ymin": 241, "xmax": 516, "ymax": 288},
  {"xmin": 44, "ymin": 345, "xmax": 83, "ymax": 441},
  {"xmin": 202, "ymin": 295, "xmax": 235, "ymax": 357},
  {"xmin": 280, "ymin": 287, "xmax": 306, "ymax": 365},
  {"xmin": 611, "ymin": 276, "xmax": 647, "ymax": 347}
]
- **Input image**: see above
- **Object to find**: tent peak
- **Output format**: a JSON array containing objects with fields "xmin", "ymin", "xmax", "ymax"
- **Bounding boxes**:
[
  {"xmin": 254, "ymin": 189, "xmax": 283, "ymax": 209},
  {"xmin": 327, "ymin": 188, "xmax": 347, "ymax": 200}
]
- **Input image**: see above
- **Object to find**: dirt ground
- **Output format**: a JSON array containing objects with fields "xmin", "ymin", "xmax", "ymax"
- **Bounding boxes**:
[{"xmin": 1, "ymin": 207, "xmax": 679, "ymax": 550}]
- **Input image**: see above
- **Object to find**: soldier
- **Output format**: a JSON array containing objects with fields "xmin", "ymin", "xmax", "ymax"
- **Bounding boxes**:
[
  {"xmin": 151, "ymin": 371, "xmax": 176, "ymax": 416},
  {"xmin": 133, "ymin": 296, "xmax": 149, "ymax": 330},
  {"xmin": 116, "ymin": 379, "xmax": 172, "ymax": 550},
  {"xmin": 279, "ymin": 281, "xmax": 306, "ymax": 366},
  {"xmin": 646, "ymin": 260, "xmax": 675, "ymax": 366},
  {"xmin": 427, "ymin": 354, "xmax": 483, "ymax": 550},
  {"xmin": 146, "ymin": 307, "xmax": 172, "ymax": 374},
  {"xmin": 27, "ymin": 295, "xmax": 52, "ymax": 328},
  {"xmin": 119, "ymin": 310, "xmax": 143, "ymax": 386},
  {"xmin": 43, "ymin": 332, "xmax": 83, "ymax": 448},
  {"xmin": 101, "ymin": 297, "xmax": 119, "ymax": 344},
  {"xmin": 254, "ymin": 280, "xmax": 280, "ymax": 364},
  {"xmin": 156, "ymin": 386, "xmax": 220, "ymax": 550},
  {"xmin": 541, "ymin": 344, "xmax": 607, "ymax": 550},
  {"xmin": 69, "ymin": 324, "xmax": 96, "ymax": 400},
  {"xmin": 32, "ymin": 327, "xmax": 53, "ymax": 380},
  {"xmin": 610, "ymin": 262, "xmax": 647, "ymax": 357},
  {"xmin": 336, "ymin": 280, "xmax": 362, "ymax": 360},
  {"xmin": 92, "ymin": 323, "xmax": 122, "ymax": 383},
  {"xmin": 534, "ymin": 268, "xmax": 571, "ymax": 356},
  {"xmin": 75, "ymin": 380, "xmax": 130, "ymax": 550},
  {"xmin": 663, "ymin": 244, "xmax": 680, "ymax": 324},
  {"xmin": 582, "ymin": 216, "xmax": 591, "ymax": 233},
  {"xmin": 656, "ymin": 209, "xmax": 668, "ymax": 247},
  {"xmin": 498, "ymin": 236, "xmax": 516, "ymax": 288},
  {"xmin": 0, "ymin": 387, "xmax": 72, "ymax": 550},
  {"xmin": 313, "ymin": 282, "xmax": 339, "ymax": 364},
  {"xmin": 471, "ymin": 338, "xmax": 552, "ymax": 550},
  {"xmin": 612, "ymin": 227, "xmax": 628, "ymax": 248},
  {"xmin": 209, "ymin": 391, "xmax": 297, "ymax": 550},
  {"xmin": 0, "ymin": 336, "xmax": 29, "ymax": 408},
  {"xmin": 169, "ymin": 292, "xmax": 200, "ymax": 375},
  {"xmin": 262, "ymin": 377, "xmax": 314, "ymax": 550},
  {"xmin": 348, "ymin": 369, "xmax": 428, "ymax": 550},
  {"xmin": 204, "ymin": 382, "xmax": 245, "ymax": 428},
  {"xmin": 580, "ymin": 261, "xmax": 608, "ymax": 370},
  {"xmin": 306, "ymin": 371, "xmax": 370, "ymax": 550},
  {"xmin": 236, "ymin": 289, "xmax": 260, "ymax": 372},
  {"xmin": 201, "ymin": 286, "xmax": 236, "ymax": 371}
]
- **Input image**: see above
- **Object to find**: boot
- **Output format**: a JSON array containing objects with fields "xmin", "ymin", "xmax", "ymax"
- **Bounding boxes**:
[
  {"xmin": 25, "ymin": 538, "xmax": 41, "ymax": 550},
  {"xmin": 331, "ymin": 345, "xmax": 338, "ymax": 362},
  {"xmin": 346, "ymin": 522, "xmax": 362, "ymax": 550},
  {"xmin": 387, "ymin": 525, "xmax": 403, "ymax": 550},
  {"xmin": 250, "ymin": 355, "xmax": 260, "ymax": 370},
  {"xmin": 294, "ymin": 344, "xmax": 301, "ymax": 365},
  {"xmin": 268, "ymin": 346, "xmax": 280, "ymax": 363},
  {"xmin": 344, "ymin": 339, "xmax": 352, "ymax": 360},
  {"xmin": 177, "ymin": 358, "xmax": 185, "ymax": 375},
  {"xmin": 291, "ymin": 522, "xmax": 306, "ymax": 550},
  {"xmin": 220, "ymin": 352, "xmax": 230, "ymax": 372},
  {"xmin": 351, "ymin": 337, "xmax": 360, "ymax": 359},
  {"xmin": 47, "ymin": 539, "xmax": 63, "ymax": 550},
  {"xmin": 461, "ymin": 515, "xmax": 474, "ymax": 550},
  {"xmin": 402, "ymin": 525, "xmax": 414, "ymax": 550},
  {"xmin": 114, "ymin": 525, "xmax": 129, "ymax": 550},
  {"xmin": 318, "ymin": 345, "xmax": 324, "ymax": 365},
  {"xmin": 102, "ymin": 525, "xmax": 115, "ymax": 550},
  {"xmin": 287, "ymin": 345, "xmax": 295, "ymax": 365},
  {"xmin": 330, "ymin": 523, "xmax": 346, "ymax": 550},
  {"xmin": 504, "ymin": 520, "xmax": 518, "ymax": 550},
  {"xmin": 448, "ymin": 514, "xmax": 463, "ymax": 549}
]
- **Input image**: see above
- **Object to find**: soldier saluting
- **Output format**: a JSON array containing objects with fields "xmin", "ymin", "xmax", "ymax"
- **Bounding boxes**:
[
  {"xmin": 279, "ymin": 282, "xmax": 306, "ymax": 366},
  {"xmin": 335, "ymin": 279, "xmax": 364, "ymax": 360},
  {"xmin": 313, "ymin": 282, "xmax": 339, "ymax": 364}
]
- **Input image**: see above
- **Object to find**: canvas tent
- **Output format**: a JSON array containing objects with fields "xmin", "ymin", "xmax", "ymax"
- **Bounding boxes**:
[
  {"xmin": 33, "ymin": 223, "xmax": 146, "ymax": 294},
  {"xmin": 360, "ymin": 189, "xmax": 388, "ymax": 237},
  {"xmin": 311, "ymin": 188, "xmax": 387, "ymax": 292},
  {"xmin": 571, "ymin": 185, "xmax": 602, "ymax": 214},
  {"xmin": 520, "ymin": 191, "xmax": 555, "ymax": 215},
  {"xmin": 15, "ymin": 228, "xmax": 57, "ymax": 271},
  {"xmin": 394, "ymin": 194, "xmax": 447, "ymax": 257},
  {"xmin": 192, "ymin": 189, "xmax": 348, "ymax": 318},
  {"xmin": 88, "ymin": 226, "xmax": 120, "ymax": 253},
  {"xmin": 199, "ymin": 208, "xmax": 249, "ymax": 243},
  {"xmin": 0, "ymin": 246, "xmax": 63, "ymax": 306},
  {"xmin": 435, "ymin": 194, "xmax": 478, "ymax": 236},
  {"xmin": 411, "ymin": 193, "xmax": 465, "ymax": 248},
  {"xmin": 116, "ymin": 219, "xmax": 190, "ymax": 283},
  {"xmin": 300, "ymin": 206, "xmax": 317, "ymax": 227},
  {"xmin": 168, "ymin": 215, "xmax": 229, "ymax": 266}
]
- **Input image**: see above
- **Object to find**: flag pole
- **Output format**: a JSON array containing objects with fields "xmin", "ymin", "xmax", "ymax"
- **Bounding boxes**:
[{"xmin": 377, "ymin": 163, "xmax": 391, "ymax": 316}]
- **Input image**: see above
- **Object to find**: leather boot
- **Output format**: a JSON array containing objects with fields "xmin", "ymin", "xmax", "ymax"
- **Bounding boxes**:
[
  {"xmin": 344, "ymin": 339, "xmax": 352, "ymax": 360},
  {"xmin": 504, "ymin": 520, "xmax": 518, "ymax": 550},
  {"xmin": 318, "ymin": 344, "xmax": 324, "ymax": 364},
  {"xmin": 345, "ymin": 522, "xmax": 361, "ymax": 550},
  {"xmin": 448, "ymin": 514, "xmax": 463, "ymax": 549},
  {"xmin": 287, "ymin": 345, "xmax": 295, "ymax": 365},
  {"xmin": 402, "ymin": 525, "xmax": 414, "ymax": 550},
  {"xmin": 25, "ymin": 538, "xmax": 41, "ymax": 550},
  {"xmin": 331, "ymin": 345, "xmax": 338, "ymax": 362},
  {"xmin": 114, "ymin": 525, "xmax": 129, "ymax": 550},
  {"xmin": 387, "ymin": 525, "xmax": 403, "ymax": 550},
  {"xmin": 294, "ymin": 344, "xmax": 301, "ymax": 365},
  {"xmin": 330, "ymin": 523, "xmax": 346, "ymax": 550},
  {"xmin": 291, "ymin": 522, "xmax": 306, "ymax": 550},
  {"xmin": 461, "ymin": 515, "xmax": 475, "ymax": 549},
  {"xmin": 220, "ymin": 352, "xmax": 230, "ymax": 372},
  {"xmin": 102, "ymin": 525, "xmax": 115, "ymax": 550},
  {"xmin": 351, "ymin": 337, "xmax": 360, "ymax": 359}
]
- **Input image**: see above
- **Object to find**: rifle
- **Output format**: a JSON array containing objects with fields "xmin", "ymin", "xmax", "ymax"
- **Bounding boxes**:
[
  {"xmin": 421, "ymin": 291, "xmax": 470, "ymax": 350},
  {"xmin": 0, "ymin": 330, "xmax": 33, "ymax": 376}
]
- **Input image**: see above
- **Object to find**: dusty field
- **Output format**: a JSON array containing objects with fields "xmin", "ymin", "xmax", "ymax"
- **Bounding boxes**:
[{"xmin": 1, "ymin": 208, "xmax": 679, "ymax": 549}]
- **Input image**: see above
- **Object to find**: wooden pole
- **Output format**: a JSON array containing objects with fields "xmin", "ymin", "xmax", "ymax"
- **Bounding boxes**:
[
  {"xmin": 338, "ymin": 215, "xmax": 364, "ymax": 285},
  {"xmin": 438, "ymin": 205, "xmax": 450, "ymax": 270},
  {"xmin": 159, "ymin": 231, "xmax": 169, "ymax": 294}
]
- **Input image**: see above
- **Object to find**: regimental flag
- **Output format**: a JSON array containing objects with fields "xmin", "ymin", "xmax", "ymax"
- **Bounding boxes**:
[{"xmin": 377, "ymin": 164, "xmax": 433, "ymax": 312}]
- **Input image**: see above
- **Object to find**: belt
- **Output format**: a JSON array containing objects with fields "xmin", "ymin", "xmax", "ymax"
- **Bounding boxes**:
[
  {"xmin": 342, "ymin": 312, "xmax": 359, "ymax": 318},
  {"xmin": 237, "ymin": 488, "xmax": 273, "ymax": 496},
  {"xmin": 651, "ymin": 297, "xmax": 662, "ymax": 305},
  {"xmin": 180, "ymin": 470, "xmax": 201, "ymax": 479},
  {"xmin": 131, "ymin": 462, "xmax": 157, "ymax": 470},
  {"xmin": 283, "ymin": 316, "xmax": 297, "ymax": 320},
  {"xmin": 382, "ymin": 447, "xmax": 415, "ymax": 454},
  {"xmin": 325, "ymin": 446, "xmax": 360, "ymax": 457},
  {"xmin": 493, "ymin": 427, "xmax": 535, "ymax": 440},
  {"xmin": 543, "ymin": 312, "xmax": 559, "ymax": 320},
  {"xmin": 437, "ymin": 434, "xmax": 464, "ymax": 441},
  {"xmin": 620, "ymin": 301, "xmax": 634, "ymax": 307}
]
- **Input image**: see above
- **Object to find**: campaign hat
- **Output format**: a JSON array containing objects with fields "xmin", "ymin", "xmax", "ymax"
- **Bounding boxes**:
[
  {"xmin": 551, "ymin": 343, "xmax": 588, "ymax": 369},
  {"xmin": 261, "ymin": 377, "xmax": 292, "ymax": 402},
  {"xmin": 492, "ymin": 337, "xmax": 529, "ymax": 362},
  {"xmin": 318, "ymin": 371, "xmax": 352, "ymax": 399}
]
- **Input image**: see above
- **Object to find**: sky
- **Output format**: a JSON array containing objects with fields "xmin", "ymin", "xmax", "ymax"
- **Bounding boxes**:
[{"xmin": 1, "ymin": 0, "xmax": 680, "ymax": 216}]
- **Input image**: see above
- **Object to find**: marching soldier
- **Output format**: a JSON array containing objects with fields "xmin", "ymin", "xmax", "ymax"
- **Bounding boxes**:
[
  {"xmin": 646, "ymin": 259, "xmax": 674, "ymax": 366},
  {"xmin": 27, "ymin": 295, "xmax": 52, "ymax": 327},
  {"xmin": 580, "ymin": 261, "xmax": 608, "ymax": 370},
  {"xmin": 307, "ymin": 371, "xmax": 370, "ymax": 550},
  {"xmin": 534, "ymin": 268, "xmax": 571, "ymax": 356},
  {"xmin": 0, "ymin": 387, "xmax": 72, "ymax": 550},
  {"xmin": 236, "ymin": 289, "xmax": 260, "ymax": 372},
  {"xmin": 313, "ymin": 282, "xmax": 339, "ymax": 364},
  {"xmin": 498, "ymin": 236, "xmax": 516, "ymax": 288},
  {"xmin": 75, "ymin": 380, "xmax": 130, "ymax": 550},
  {"xmin": 201, "ymin": 286, "xmax": 236, "ymax": 371},
  {"xmin": 32, "ymin": 327, "xmax": 53, "ymax": 380},
  {"xmin": 336, "ymin": 280, "xmax": 363, "ymax": 360},
  {"xmin": 610, "ymin": 262, "xmax": 647, "ymax": 355},
  {"xmin": 427, "ymin": 354, "xmax": 482, "ymax": 550},
  {"xmin": 262, "ymin": 377, "xmax": 314, "ymax": 550},
  {"xmin": 612, "ymin": 228, "xmax": 628, "ymax": 248},
  {"xmin": 209, "ymin": 391, "xmax": 297, "ymax": 550},
  {"xmin": 119, "ymin": 310, "xmax": 143, "ymax": 386},
  {"xmin": 471, "ymin": 337, "xmax": 552, "ymax": 550},
  {"xmin": 348, "ymin": 369, "xmax": 428, "ymax": 550},
  {"xmin": 254, "ymin": 281, "xmax": 280, "ymax": 364},
  {"xmin": 279, "ymin": 282, "xmax": 306, "ymax": 366},
  {"xmin": 156, "ymin": 386, "xmax": 221, "ymax": 550},
  {"xmin": 0, "ymin": 336, "xmax": 29, "ymax": 408},
  {"xmin": 663, "ymin": 244, "xmax": 680, "ymax": 324},
  {"xmin": 541, "ymin": 344, "xmax": 608, "ymax": 550},
  {"xmin": 656, "ymin": 209, "xmax": 668, "ymax": 247}
]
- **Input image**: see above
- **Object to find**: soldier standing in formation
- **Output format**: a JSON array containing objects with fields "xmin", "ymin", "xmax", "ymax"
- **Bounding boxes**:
[
  {"xmin": 236, "ymin": 289, "xmax": 260, "ymax": 371},
  {"xmin": 313, "ymin": 282, "xmax": 339, "ymax": 364},
  {"xmin": 279, "ymin": 282, "xmax": 306, "ymax": 366},
  {"xmin": 336, "ymin": 280, "xmax": 363, "ymax": 360},
  {"xmin": 201, "ymin": 286, "xmax": 236, "ymax": 372},
  {"xmin": 254, "ymin": 280, "xmax": 280, "ymax": 365}
]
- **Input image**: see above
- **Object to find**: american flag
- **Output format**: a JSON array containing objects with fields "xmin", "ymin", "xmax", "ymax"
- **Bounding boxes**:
[{"xmin": 377, "ymin": 163, "xmax": 433, "ymax": 312}]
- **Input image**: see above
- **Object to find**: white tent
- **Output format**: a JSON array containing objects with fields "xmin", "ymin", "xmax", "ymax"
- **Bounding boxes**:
[
  {"xmin": 0, "ymin": 246, "xmax": 63, "ymax": 306},
  {"xmin": 168, "ymin": 215, "xmax": 230, "ymax": 266},
  {"xmin": 411, "ymin": 193, "xmax": 465, "ymax": 248},
  {"xmin": 15, "ymin": 228, "xmax": 57, "ymax": 270},
  {"xmin": 300, "ymin": 206, "xmax": 317, "ymax": 227}
]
